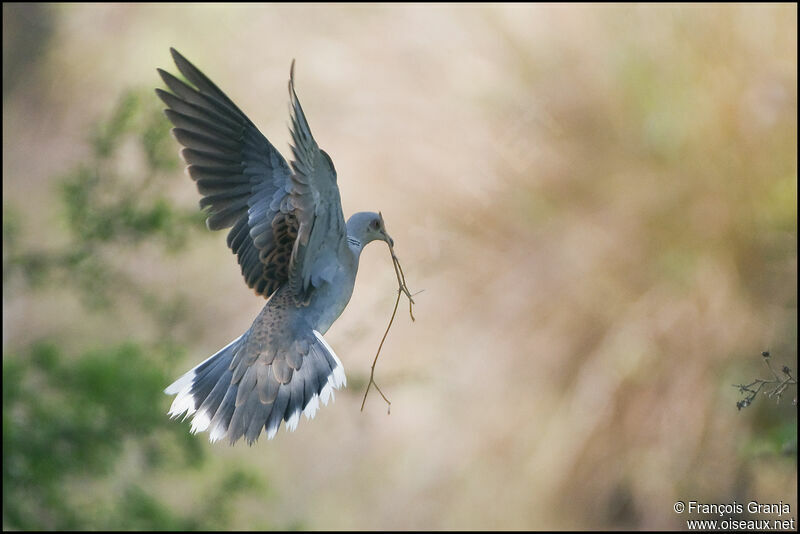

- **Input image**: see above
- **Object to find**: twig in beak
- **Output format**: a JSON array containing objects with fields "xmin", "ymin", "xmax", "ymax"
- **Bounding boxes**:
[{"xmin": 360, "ymin": 240, "xmax": 417, "ymax": 414}]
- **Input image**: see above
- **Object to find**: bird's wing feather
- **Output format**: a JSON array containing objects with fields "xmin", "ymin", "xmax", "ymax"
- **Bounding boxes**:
[
  {"xmin": 157, "ymin": 48, "xmax": 297, "ymax": 298},
  {"xmin": 286, "ymin": 60, "xmax": 347, "ymax": 303}
]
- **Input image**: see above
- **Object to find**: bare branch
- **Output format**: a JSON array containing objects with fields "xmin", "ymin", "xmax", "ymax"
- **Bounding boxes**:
[
  {"xmin": 734, "ymin": 351, "xmax": 797, "ymax": 410},
  {"xmin": 361, "ymin": 243, "xmax": 417, "ymax": 414}
]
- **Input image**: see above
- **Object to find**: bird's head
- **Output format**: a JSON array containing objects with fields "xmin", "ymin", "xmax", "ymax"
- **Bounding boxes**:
[{"xmin": 347, "ymin": 211, "xmax": 394, "ymax": 249}]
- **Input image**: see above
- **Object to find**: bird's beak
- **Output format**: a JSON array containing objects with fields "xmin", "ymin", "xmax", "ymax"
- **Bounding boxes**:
[{"xmin": 378, "ymin": 211, "xmax": 394, "ymax": 247}]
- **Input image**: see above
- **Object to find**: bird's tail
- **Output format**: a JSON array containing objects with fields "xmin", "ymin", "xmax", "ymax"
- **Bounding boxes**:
[{"xmin": 164, "ymin": 329, "xmax": 346, "ymax": 444}]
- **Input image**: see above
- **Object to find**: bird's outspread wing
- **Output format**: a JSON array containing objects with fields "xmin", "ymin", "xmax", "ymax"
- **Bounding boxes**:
[
  {"xmin": 156, "ymin": 48, "xmax": 304, "ymax": 298},
  {"xmin": 161, "ymin": 51, "xmax": 354, "ymax": 444},
  {"xmin": 286, "ymin": 60, "xmax": 347, "ymax": 304}
]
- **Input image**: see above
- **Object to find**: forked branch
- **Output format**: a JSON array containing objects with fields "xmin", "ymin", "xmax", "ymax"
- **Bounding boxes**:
[
  {"xmin": 361, "ymin": 244, "xmax": 417, "ymax": 413},
  {"xmin": 734, "ymin": 351, "xmax": 797, "ymax": 410}
]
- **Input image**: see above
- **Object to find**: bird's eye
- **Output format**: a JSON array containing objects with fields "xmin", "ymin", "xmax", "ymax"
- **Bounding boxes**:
[{"xmin": 371, "ymin": 220, "xmax": 380, "ymax": 230}]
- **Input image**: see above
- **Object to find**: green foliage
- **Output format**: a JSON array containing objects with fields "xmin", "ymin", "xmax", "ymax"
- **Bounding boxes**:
[
  {"xmin": 60, "ymin": 89, "xmax": 199, "ymax": 249},
  {"xmin": 2, "ymin": 342, "xmax": 204, "ymax": 530},
  {"xmin": 3, "ymin": 88, "xmax": 204, "ymax": 309},
  {"xmin": 113, "ymin": 467, "xmax": 267, "ymax": 531},
  {"xmin": 2, "ymin": 89, "xmax": 274, "ymax": 530}
]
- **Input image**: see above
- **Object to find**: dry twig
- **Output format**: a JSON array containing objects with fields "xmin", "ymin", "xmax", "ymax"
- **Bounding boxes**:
[
  {"xmin": 734, "ymin": 351, "xmax": 797, "ymax": 410},
  {"xmin": 360, "ymin": 241, "xmax": 417, "ymax": 414}
]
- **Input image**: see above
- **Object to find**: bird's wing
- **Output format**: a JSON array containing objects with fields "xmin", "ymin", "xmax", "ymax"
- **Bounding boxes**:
[
  {"xmin": 156, "ymin": 48, "xmax": 298, "ymax": 298},
  {"xmin": 286, "ymin": 60, "xmax": 348, "ymax": 303}
]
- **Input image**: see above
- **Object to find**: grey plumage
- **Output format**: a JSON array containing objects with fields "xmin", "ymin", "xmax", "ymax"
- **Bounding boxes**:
[{"xmin": 160, "ymin": 48, "xmax": 393, "ymax": 445}]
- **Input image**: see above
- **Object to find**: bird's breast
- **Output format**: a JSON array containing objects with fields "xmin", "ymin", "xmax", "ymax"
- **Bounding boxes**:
[{"xmin": 307, "ymin": 264, "xmax": 358, "ymax": 334}]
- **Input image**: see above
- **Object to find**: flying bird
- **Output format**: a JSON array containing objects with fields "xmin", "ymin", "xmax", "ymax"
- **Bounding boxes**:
[{"xmin": 157, "ymin": 48, "xmax": 394, "ymax": 445}]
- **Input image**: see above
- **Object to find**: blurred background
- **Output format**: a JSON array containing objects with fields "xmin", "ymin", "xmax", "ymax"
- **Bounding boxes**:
[{"xmin": 3, "ymin": 3, "xmax": 796, "ymax": 530}]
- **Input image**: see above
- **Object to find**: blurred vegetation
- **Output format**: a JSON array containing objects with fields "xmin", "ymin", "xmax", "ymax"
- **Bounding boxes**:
[
  {"xmin": 2, "ymin": 3, "xmax": 54, "ymax": 99},
  {"xmin": 2, "ymin": 4, "xmax": 796, "ymax": 530},
  {"xmin": 4, "ymin": 88, "xmax": 202, "ymax": 311},
  {"xmin": 2, "ymin": 90, "xmax": 275, "ymax": 530}
]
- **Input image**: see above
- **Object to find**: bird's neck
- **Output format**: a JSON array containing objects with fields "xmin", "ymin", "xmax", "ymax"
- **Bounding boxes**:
[{"xmin": 346, "ymin": 234, "xmax": 365, "ymax": 261}]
